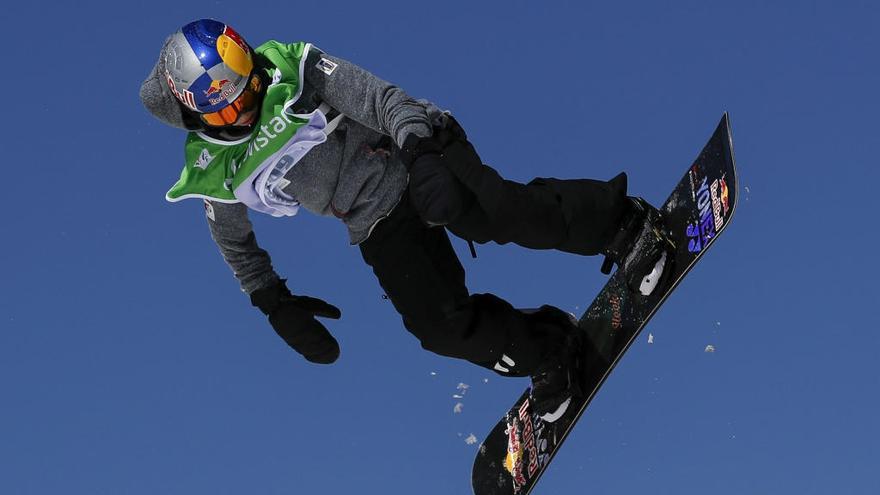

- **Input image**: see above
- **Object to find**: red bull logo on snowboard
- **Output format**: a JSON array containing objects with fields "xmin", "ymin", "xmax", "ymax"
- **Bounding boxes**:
[
  {"xmin": 503, "ymin": 398, "xmax": 541, "ymax": 492},
  {"xmin": 709, "ymin": 177, "xmax": 726, "ymax": 232},
  {"xmin": 504, "ymin": 414, "xmax": 526, "ymax": 489},
  {"xmin": 719, "ymin": 178, "xmax": 730, "ymax": 215}
]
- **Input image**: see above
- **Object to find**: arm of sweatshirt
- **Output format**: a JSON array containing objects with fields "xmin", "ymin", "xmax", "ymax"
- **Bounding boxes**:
[
  {"xmin": 303, "ymin": 46, "xmax": 435, "ymax": 147},
  {"xmin": 204, "ymin": 200, "xmax": 281, "ymax": 295}
]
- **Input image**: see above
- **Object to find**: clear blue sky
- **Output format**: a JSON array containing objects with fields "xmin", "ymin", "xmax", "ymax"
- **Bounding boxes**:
[{"xmin": 2, "ymin": 1, "xmax": 878, "ymax": 494}]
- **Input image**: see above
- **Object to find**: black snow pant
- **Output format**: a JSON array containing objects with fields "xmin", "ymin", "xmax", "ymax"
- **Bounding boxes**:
[{"xmin": 359, "ymin": 133, "xmax": 628, "ymax": 376}]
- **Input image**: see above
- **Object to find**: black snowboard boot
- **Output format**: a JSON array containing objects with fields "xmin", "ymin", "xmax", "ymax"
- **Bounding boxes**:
[
  {"xmin": 526, "ymin": 306, "xmax": 585, "ymax": 423},
  {"xmin": 601, "ymin": 197, "xmax": 675, "ymax": 296}
]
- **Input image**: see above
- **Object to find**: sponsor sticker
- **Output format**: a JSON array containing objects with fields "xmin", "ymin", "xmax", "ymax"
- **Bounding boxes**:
[
  {"xmin": 609, "ymin": 293, "xmax": 622, "ymax": 330},
  {"xmin": 504, "ymin": 414, "xmax": 526, "ymax": 490},
  {"xmin": 204, "ymin": 200, "xmax": 216, "ymax": 221},
  {"xmin": 316, "ymin": 57, "xmax": 338, "ymax": 76},
  {"xmin": 203, "ymin": 79, "xmax": 230, "ymax": 97},
  {"xmin": 686, "ymin": 175, "xmax": 718, "ymax": 253},
  {"xmin": 194, "ymin": 148, "xmax": 214, "ymax": 170},
  {"xmin": 709, "ymin": 178, "xmax": 724, "ymax": 231},
  {"xmin": 503, "ymin": 398, "xmax": 543, "ymax": 493},
  {"xmin": 718, "ymin": 178, "xmax": 730, "ymax": 215},
  {"xmin": 204, "ymin": 78, "xmax": 237, "ymax": 106}
]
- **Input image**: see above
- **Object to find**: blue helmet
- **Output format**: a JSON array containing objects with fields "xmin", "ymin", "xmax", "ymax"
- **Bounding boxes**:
[{"xmin": 162, "ymin": 19, "xmax": 255, "ymax": 115}]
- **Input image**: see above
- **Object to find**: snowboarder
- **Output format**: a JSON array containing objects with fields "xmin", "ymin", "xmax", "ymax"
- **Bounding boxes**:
[{"xmin": 139, "ymin": 19, "xmax": 670, "ymax": 422}]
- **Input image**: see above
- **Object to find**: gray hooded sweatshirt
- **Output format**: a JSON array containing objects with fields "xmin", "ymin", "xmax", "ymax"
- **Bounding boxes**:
[{"xmin": 142, "ymin": 44, "xmax": 444, "ymax": 294}]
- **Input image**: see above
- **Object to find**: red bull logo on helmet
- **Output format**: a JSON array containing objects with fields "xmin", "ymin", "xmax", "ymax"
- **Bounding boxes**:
[
  {"xmin": 165, "ymin": 71, "xmax": 198, "ymax": 111},
  {"xmin": 204, "ymin": 79, "xmax": 230, "ymax": 96},
  {"xmin": 203, "ymin": 78, "xmax": 238, "ymax": 106}
]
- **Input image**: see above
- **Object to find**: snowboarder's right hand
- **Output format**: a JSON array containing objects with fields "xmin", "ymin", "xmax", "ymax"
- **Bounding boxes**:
[
  {"xmin": 250, "ymin": 280, "xmax": 342, "ymax": 364},
  {"xmin": 397, "ymin": 115, "xmax": 468, "ymax": 170}
]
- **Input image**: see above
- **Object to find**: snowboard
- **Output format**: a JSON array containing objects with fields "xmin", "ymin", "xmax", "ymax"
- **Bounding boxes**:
[{"xmin": 471, "ymin": 114, "xmax": 739, "ymax": 495}]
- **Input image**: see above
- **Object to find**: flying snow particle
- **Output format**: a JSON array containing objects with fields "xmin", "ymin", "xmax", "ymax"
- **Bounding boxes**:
[
  {"xmin": 483, "ymin": 378, "xmax": 489, "ymax": 384},
  {"xmin": 453, "ymin": 394, "xmax": 464, "ymax": 399},
  {"xmin": 647, "ymin": 333, "xmax": 654, "ymax": 344},
  {"xmin": 430, "ymin": 371, "xmax": 437, "ymax": 376},
  {"xmin": 457, "ymin": 383, "xmax": 470, "ymax": 392},
  {"xmin": 465, "ymin": 434, "xmax": 478, "ymax": 445},
  {"xmin": 454, "ymin": 402, "xmax": 464, "ymax": 414},
  {"xmin": 704, "ymin": 345, "xmax": 716, "ymax": 353}
]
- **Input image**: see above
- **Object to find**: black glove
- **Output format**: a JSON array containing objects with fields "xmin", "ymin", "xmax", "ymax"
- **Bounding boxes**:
[{"xmin": 250, "ymin": 280, "xmax": 342, "ymax": 364}]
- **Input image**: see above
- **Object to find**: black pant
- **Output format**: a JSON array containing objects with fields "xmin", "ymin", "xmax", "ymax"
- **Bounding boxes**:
[{"xmin": 359, "ymin": 142, "xmax": 628, "ymax": 376}]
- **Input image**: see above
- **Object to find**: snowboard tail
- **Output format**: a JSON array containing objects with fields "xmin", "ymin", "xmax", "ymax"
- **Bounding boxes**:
[{"xmin": 472, "ymin": 114, "xmax": 738, "ymax": 495}]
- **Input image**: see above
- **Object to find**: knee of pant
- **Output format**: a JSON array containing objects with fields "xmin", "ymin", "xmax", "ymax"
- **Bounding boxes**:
[
  {"xmin": 412, "ymin": 294, "xmax": 544, "ymax": 375},
  {"xmin": 402, "ymin": 301, "xmax": 494, "ymax": 363},
  {"xmin": 404, "ymin": 316, "xmax": 469, "ymax": 359}
]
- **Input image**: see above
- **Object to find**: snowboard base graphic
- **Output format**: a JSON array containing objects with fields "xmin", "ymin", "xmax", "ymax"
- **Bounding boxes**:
[{"xmin": 471, "ymin": 114, "xmax": 739, "ymax": 495}]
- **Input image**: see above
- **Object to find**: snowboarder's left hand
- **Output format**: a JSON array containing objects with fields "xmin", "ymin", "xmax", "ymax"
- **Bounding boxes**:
[{"xmin": 250, "ymin": 280, "xmax": 342, "ymax": 364}]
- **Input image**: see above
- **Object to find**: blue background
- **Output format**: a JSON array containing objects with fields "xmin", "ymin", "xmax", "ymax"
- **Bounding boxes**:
[{"xmin": 2, "ymin": 1, "xmax": 878, "ymax": 493}]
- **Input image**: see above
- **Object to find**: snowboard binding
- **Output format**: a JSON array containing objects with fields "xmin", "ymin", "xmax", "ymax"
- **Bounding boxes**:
[
  {"xmin": 601, "ymin": 197, "xmax": 676, "ymax": 296},
  {"xmin": 524, "ymin": 307, "xmax": 585, "ymax": 423}
]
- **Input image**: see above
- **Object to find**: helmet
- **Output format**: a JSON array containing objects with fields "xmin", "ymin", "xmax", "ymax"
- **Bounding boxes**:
[{"xmin": 162, "ymin": 19, "xmax": 260, "ymax": 126}]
